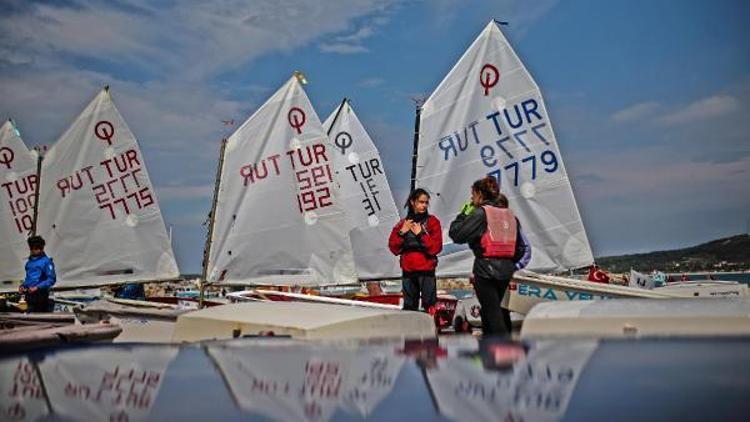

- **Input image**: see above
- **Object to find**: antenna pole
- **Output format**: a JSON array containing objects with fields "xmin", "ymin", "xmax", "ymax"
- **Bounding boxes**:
[
  {"xmin": 410, "ymin": 102, "xmax": 422, "ymax": 192},
  {"xmin": 326, "ymin": 98, "xmax": 349, "ymax": 136},
  {"xmin": 200, "ymin": 138, "xmax": 228, "ymax": 307}
]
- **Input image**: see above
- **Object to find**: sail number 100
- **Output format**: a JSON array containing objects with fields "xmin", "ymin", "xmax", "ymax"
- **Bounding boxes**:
[{"xmin": 481, "ymin": 149, "xmax": 559, "ymax": 187}]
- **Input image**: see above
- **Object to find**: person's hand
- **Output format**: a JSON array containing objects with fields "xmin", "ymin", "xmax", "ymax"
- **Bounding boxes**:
[
  {"xmin": 411, "ymin": 223, "xmax": 423, "ymax": 235},
  {"xmin": 399, "ymin": 219, "xmax": 413, "ymax": 235},
  {"xmin": 460, "ymin": 202, "xmax": 475, "ymax": 215},
  {"xmin": 29, "ymin": 287, "xmax": 38, "ymax": 293}
]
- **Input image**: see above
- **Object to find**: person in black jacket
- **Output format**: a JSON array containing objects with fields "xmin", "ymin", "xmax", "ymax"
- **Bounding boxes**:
[{"xmin": 449, "ymin": 177, "xmax": 531, "ymax": 335}]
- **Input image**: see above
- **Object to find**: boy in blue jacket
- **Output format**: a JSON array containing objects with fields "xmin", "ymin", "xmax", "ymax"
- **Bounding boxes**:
[{"xmin": 19, "ymin": 236, "xmax": 56, "ymax": 312}]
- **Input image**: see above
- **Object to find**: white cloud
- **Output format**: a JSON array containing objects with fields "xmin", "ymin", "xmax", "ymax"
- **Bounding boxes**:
[
  {"xmin": 0, "ymin": 0, "xmax": 401, "ymax": 80},
  {"xmin": 658, "ymin": 95, "xmax": 740, "ymax": 126},
  {"xmin": 358, "ymin": 77, "xmax": 385, "ymax": 87},
  {"xmin": 611, "ymin": 101, "xmax": 660, "ymax": 123},
  {"xmin": 319, "ymin": 43, "xmax": 369, "ymax": 54}
]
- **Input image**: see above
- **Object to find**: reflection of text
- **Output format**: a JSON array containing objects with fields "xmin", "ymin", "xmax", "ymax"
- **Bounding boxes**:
[{"xmin": 64, "ymin": 366, "xmax": 162, "ymax": 412}]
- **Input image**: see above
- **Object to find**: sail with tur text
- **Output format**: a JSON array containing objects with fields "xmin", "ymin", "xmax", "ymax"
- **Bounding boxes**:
[
  {"xmin": 323, "ymin": 100, "xmax": 400, "ymax": 280},
  {"xmin": 415, "ymin": 21, "xmax": 594, "ymax": 275},
  {"xmin": 0, "ymin": 120, "xmax": 38, "ymax": 282},
  {"xmin": 205, "ymin": 75, "xmax": 356, "ymax": 286},
  {"xmin": 37, "ymin": 88, "xmax": 179, "ymax": 287}
]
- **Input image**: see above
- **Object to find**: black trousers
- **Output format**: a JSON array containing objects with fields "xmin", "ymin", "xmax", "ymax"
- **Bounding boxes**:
[
  {"xmin": 402, "ymin": 272, "xmax": 437, "ymax": 311},
  {"xmin": 473, "ymin": 275, "xmax": 511, "ymax": 335},
  {"xmin": 26, "ymin": 289, "xmax": 51, "ymax": 313}
]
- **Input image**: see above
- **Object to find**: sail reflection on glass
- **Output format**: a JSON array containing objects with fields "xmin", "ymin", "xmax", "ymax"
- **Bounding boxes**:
[
  {"xmin": 0, "ymin": 346, "xmax": 178, "ymax": 421},
  {"xmin": 416, "ymin": 21, "xmax": 594, "ymax": 275},
  {"xmin": 424, "ymin": 338, "xmax": 597, "ymax": 422},
  {"xmin": 0, "ymin": 357, "xmax": 51, "ymax": 421},
  {"xmin": 0, "ymin": 120, "xmax": 38, "ymax": 282},
  {"xmin": 207, "ymin": 341, "xmax": 404, "ymax": 421},
  {"xmin": 322, "ymin": 101, "xmax": 401, "ymax": 280},
  {"xmin": 206, "ymin": 76, "xmax": 357, "ymax": 286},
  {"xmin": 37, "ymin": 88, "xmax": 179, "ymax": 287}
]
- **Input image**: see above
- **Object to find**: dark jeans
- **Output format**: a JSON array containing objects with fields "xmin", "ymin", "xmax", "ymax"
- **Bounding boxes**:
[
  {"xmin": 474, "ymin": 275, "xmax": 511, "ymax": 335},
  {"xmin": 402, "ymin": 272, "xmax": 437, "ymax": 311},
  {"xmin": 26, "ymin": 288, "xmax": 51, "ymax": 313}
]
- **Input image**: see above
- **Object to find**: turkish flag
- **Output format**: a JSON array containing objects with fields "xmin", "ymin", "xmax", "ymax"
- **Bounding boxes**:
[{"xmin": 587, "ymin": 265, "xmax": 610, "ymax": 283}]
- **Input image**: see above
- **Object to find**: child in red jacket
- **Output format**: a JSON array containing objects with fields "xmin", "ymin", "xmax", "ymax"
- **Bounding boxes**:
[{"xmin": 388, "ymin": 189, "xmax": 442, "ymax": 312}]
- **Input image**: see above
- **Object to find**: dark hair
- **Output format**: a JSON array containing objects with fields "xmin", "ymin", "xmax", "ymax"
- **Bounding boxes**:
[
  {"xmin": 472, "ymin": 176, "xmax": 500, "ymax": 202},
  {"xmin": 28, "ymin": 236, "xmax": 45, "ymax": 250},
  {"xmin": 404, "ymin": 188, "xmax": 430, "ymax": 213}
]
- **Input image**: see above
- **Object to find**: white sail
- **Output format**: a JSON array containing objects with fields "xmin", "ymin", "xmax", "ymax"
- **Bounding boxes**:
[
  {"xmin": 416, "ymin": 21, "xmax": 594, "ymax": 275},
  {"xmin": 0, "ymin": 120, "xmax": 38, "ymax": 282},
  {"xmin": 322, "ymin": 100, "xmax": 401, "ymax": 280},
  {"xmin": 206, "ymin": 76, "xmax": 356, "ymax": 286},
  {"xmin": 37, "ymin": 88, "xmax": 179, "ymax": 288}
]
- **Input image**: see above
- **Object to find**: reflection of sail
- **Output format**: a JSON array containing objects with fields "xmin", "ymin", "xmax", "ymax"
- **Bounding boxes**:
[
  {"xmin": 206, "ymin": 76, "xmax": 356, "ymax": 286},
  {"xmin": 0, "ymin": 357, "xmax": 51, "ymax": 421},
  {"xmin": 0, "ymin": 120, "xmax": 38, "ymax": 282},
  {"xmin": 416, "ymin": 21, "xmax": 594, "ymax": 275},
  {"xmin": 37, "ymin": 88, "xmax": 179, "ymax": 287},
  {"xmin": 322, "ymin": 101, "xmax": 401, "ymax": 280},
  {"xmin": 207, "ymin": 341, "xmax": 404, "ymax": 421},
  {"xmin": 425, "ymin": 339, "xmax": 597, "ymax": 422},
  {"xmin": 36, "ymin": 345, "xmax": 178, "ymax": 421}
]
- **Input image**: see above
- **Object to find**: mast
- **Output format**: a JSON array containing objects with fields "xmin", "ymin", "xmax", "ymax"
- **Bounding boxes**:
[
  {"xmin": 326, "ymin": 98, "xmax": 349, "ymax": 137},
  {"xmin": 30, "ymin": 151, "xmax": 43, "ymax": 236},
  {"xmin": 200, "ymin": 138, "xmax": 228, "ymax": 306},
  {"xmin": 410, "ymin": 102, "xmax": 422, "ymax": 192}
]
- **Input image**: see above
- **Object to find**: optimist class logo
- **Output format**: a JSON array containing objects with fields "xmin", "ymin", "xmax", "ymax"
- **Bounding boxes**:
[
  {"xmin": 0, "ymin": 147, "xmax": 14, "ymax": 169},
  {"xmin": 480, "ymin": 64, "xmax": 500, "ymax": 96},
  {"xmin": 288, "ymin": 107, "xmax": 306, "ymax": 134},
  {"xmin": 95, "ymin": 121, "xmax": 115, "ymax": 145}
]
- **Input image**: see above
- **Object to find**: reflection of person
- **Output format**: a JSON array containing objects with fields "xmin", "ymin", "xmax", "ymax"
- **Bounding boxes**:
[
  {"xmin": 388, "ymin": 189, "xmax": 442, "ymax": 312},
  {"xmin": 19, "ymin": 236, "xmax": 56, "ymax": 313},
  {"xmin": 475, "ymin": 338, "xmax": 527, "ymax": 372},
  {"xmin": 448, "ymin": 177, "xmax": 531, "ymax": 335}
]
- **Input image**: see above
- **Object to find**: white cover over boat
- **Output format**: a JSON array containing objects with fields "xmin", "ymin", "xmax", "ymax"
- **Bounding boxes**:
[
  {"xmin": 37, "ymin": 88, "xmax": 179, "ymax": 288},
  {"xmin": 0, "ymin": 120, "xmax": 38, "ymax": 282},
  {"xmin": 415, "ymin": 20, "xmax": 593, "ymax": 276},
  {"xmin": 171, "ymin": 301, "xmax": 435, "ymax": 341},
  {"xmin": 322, "ymin": 100, "xmax": 401, "ymax": 280},
  {"xmin": 206, "ymin": 75, "xmax": 356, "ymax": 286},
  {"xmin": 520, "ymin": 298, "xmax": 750, "ymax": 339}
]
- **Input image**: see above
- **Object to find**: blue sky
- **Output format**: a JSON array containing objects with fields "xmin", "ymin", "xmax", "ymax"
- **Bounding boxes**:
[{"xmin": 1, "ymin": 0, "xmax": 748, "ymax": 273}]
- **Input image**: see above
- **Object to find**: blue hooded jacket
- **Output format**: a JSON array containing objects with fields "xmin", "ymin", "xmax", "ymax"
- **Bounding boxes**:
[{"xmin": 23, "ymin": 254, "xmax": 57, "ymax": 290}]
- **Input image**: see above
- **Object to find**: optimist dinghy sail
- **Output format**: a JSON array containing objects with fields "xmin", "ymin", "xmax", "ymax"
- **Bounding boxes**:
[
  {"xmin": 205, "ymin": 74, "xmax": 356, "ymax": 286},
  {"xmin": 415, "ymin": 20, "xmax": 594, "ymax": 276},
  {"xmin": 37, "ymin": 88, "xmax": 179, "ymax": 288},
  {"xmin": 0, "ymin": 120, "xmax": 39, "ymax": 282},
  {"xmin": 322, "ymin": 100, "xmax": 401, "ymax": 280}
]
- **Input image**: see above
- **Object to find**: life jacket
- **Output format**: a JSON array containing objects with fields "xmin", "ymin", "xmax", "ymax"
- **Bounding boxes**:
[{"xmin": 480, "ymin": 206, "xmax": 517, "ymax": 258}]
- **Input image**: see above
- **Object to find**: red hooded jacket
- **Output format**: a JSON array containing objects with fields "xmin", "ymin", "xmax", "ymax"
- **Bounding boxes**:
[{"xmin": 388, "ymin": 215, "xmax": 442, "ymax": 273}]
